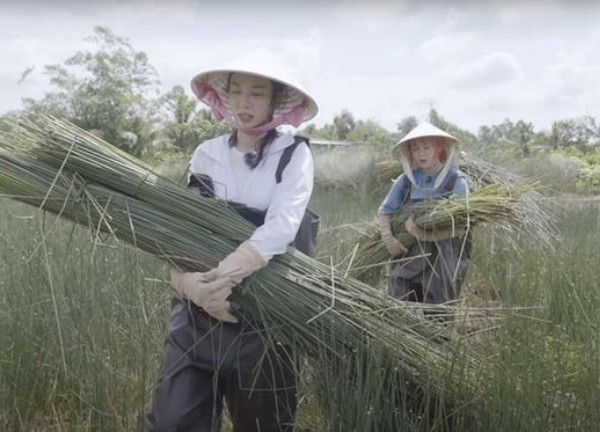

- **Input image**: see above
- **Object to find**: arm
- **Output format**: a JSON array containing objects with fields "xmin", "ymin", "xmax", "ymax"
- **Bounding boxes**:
[
  {"xmin": 404, "ymin": 216, "xmax": 467, "ymax": 242},
  {"xmin": 404, "ymin": 173, "xmax": 470, "ymax": 242},
  {"xmin": 378, "ymin": 175, "xmax": 407, "ymax": 216},
  {"xmin": 378, "ymin": 214, "xmax": 408, "ymax": 256},
  {"xmin": 248, "ymin": 142, "xmax": 314, "ymax": 260},
  {"xmin": 175, "ymin": 136, "xmax": 260, "ymax": 322},
  {"xmin": 377, "ymin": 175, "xmax": 409, "ymax": 256}
]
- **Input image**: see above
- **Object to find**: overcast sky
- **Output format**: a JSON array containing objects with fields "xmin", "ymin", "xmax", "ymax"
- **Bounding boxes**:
[{"xmin": 2, "ymin": 0, "xmax": 599, "ymax": 133}]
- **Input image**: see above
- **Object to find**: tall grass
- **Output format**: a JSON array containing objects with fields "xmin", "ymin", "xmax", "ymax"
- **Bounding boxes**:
[
  {"xmin": 309, "ymin": 152, "xmax": 600, "ymax": 431},
  {"xmin": 2, "ymin": 141, "xmax": 600, "ymax": 431},
  {"xmin": 0, "ymin": 199, "xmax": 170, "ymax": 431},
  {"xmin": 468, "ymin": 199, "xmax": 600, "ymax": 431}
]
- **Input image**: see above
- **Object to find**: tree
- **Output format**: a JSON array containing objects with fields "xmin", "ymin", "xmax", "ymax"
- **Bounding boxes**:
[
  {"xmin": 158, "ymin": 85, "xmax": 198, "ymax": 150},
  {"xmin": 156, "ymin": 85, "xmax": 231, "ymax": 153},
  {"xmin": 396, "ymin": 116, "xmax": 418, "ymax": 137},
  {"xmin": 300, "ymin": 123, "xmax": 317, "ymax": 137},
  {"xmin": 549, "ymin": 116, "xmax": 600, "ymax": 152},
  {"xmin": 513, "ymin": 120, "xmax": 534, "ymax": 156},
  {"xmin": 23, "ymin": 26, "xmax": 160, "ymax": 155},
  {"xmin": 347, "ymin": 118, "xmax": 395, "ymax": 149},
  {"xmin": 332, "ymin": 109, "xmax": 356, "ymax": 140},
  {"xmin": 477, "ymin": 118, "xmax": 536, "ymax": 156}
]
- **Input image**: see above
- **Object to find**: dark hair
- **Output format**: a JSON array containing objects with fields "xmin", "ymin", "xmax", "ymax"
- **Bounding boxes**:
[{"xmin": 228, "ymin": 129, "xmax": 279, "ymax": 169}]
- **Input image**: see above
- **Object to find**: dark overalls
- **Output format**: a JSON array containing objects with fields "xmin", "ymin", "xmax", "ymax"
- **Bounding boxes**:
[
  {"xmin": 146, "ymin": 140, "xmax": 319, "ymax": 432},
  {"xmin": 388, "ymin": 172, "xmax": 472, "ymax": 305}
]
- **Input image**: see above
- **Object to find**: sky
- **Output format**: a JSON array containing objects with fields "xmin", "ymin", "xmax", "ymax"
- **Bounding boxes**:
[{"xmin": 2, "ymin": 0, "xmax": 600, "ymax": 134}]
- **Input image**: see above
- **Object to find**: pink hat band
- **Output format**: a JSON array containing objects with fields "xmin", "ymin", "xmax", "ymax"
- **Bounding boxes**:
[{"xmin": 193, "ymin": 80, "xmax": 307, "ymax": 136}]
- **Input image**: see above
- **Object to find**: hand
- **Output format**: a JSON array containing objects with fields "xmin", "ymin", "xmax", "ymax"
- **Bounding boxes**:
[
  {"xmin": 404, "ymin": 215, "xmax": 424, "ymax": 239},
  {"xmin": 377, "ymin": 214, "xmax": 408, "ymax": 257},
  {"xmin": 383, "ymin": 236, "xmax": 408, "ymax": 257},
  {"xmin": 213, "ymin": 241, "xmax": 268, "ymax": 285},
  {"xmin": 170, "ymin": 269, "xmax": 238, "ymax": 323},
  {"xmin": 406, "ymin": 215, "xmax": 457, "ymax": 242}
]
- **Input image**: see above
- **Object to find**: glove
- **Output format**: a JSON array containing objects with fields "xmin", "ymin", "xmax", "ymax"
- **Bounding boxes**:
[
  {"xmin": 170, "ymin": 269, "xmax": 238, "ymax": 323},
  {"xmin": 377, "ymin": 214, "xmax": 408, "ymax": 257},
  {"xmin": 212, "ymin": 241, "xmax": 268, "ymax": 285},
  {"xmin": 404, "ymin": 215, "xmax": 425, "ymax": 240}
]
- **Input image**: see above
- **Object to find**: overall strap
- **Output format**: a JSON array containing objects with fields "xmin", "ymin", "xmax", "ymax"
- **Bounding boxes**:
[
  {"xmin": 275, "ymin": 136, "xmax": 309, "ymax": 184},
  {"xmin": 402, "ymin": 170, "xmax": 460, "ymax": 204},
  {"xmin": 401, "ymin": 174, "xmax": 412, "ymax": 205},
  {"xmin": 442, "ymin": 170, "xmax": 460, "ymax": 193}
]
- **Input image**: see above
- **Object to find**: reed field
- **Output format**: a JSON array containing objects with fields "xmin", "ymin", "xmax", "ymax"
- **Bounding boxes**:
[{"xmin": 1, "ymin": 144, "xmax": 600, "ymax": 431}]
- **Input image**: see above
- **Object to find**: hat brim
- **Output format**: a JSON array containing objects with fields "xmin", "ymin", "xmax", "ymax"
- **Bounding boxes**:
[
  {"xmin": 391, "ymin": 135, "xmax": 457, "ymax": 161},
  {"xmin": 191, "ymin": 69, "xmax": 318, "ymax": 123}
]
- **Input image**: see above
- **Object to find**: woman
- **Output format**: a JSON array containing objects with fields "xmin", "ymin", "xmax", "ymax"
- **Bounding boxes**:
[
  {"xmin": 145, "ymin": 52, "xmax": 318, "ymax": 432},
  {"xmin": 377, "ymin": 121, "xmax": 471, "ymax": 306}
]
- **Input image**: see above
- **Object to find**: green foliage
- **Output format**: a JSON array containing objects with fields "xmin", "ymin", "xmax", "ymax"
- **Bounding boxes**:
[
  {"xmin": 531, "ymin": 146, "xmax": 600, "ymax": 194},
  {"xmin": 22, "ymin": 26, "xmax": 161, "ymax": 156},
  {"xmin": 155, "ymin": 85, "xmax": 231, "ymax": 153},
  {"xmin": 346, "ymin": 118, "xmax": 395, "ymax": 149},
  {"xmin": 575, "ymin": 164, "xmax": 600, "ymax": 194},
  {"xmin": 396, "ymin": 115, "xmax": 418, "ymax": 137},
  {"xmin": 332, "ymin": 109, "xmax": 356, "ymax": 140},
  {"xmin": 478, "ymin": 118, "xmax": 536, "ymax": 156},
  {"xmin": 549, "ymin": 116, "xmax": 600, "ymax": 152},
  {"xmin": 313, "ymin": 144, "xmax": 383, "ymax": 192},
  {"xmin": 301, "ymin": 121, "xmax": 339, "ymax": 141},
  {"xmin": 512, "ymin": 153, "xmax": 581, "ymax": 194}
]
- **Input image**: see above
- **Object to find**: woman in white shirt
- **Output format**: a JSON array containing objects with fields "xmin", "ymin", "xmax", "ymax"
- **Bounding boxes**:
[{"xmin": 145, "ymin": 52, "xmax": 318, "ymax": 432}]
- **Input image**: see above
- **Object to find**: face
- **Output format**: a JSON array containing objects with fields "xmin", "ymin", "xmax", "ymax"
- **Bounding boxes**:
[
  {"xmin": 228, "ymin": 73, "xmax": 275, "ymax": 128},
  {"xmin": 408, "ymin": 138, "xmax": 442, "ymax": 172}
]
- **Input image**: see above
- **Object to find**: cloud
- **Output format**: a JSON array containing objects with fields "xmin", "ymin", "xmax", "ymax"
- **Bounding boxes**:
[
  {"xmin": 331, "ymin": 0, "xmax": 420, "ymax": 29},
  {"xmin": 105, "ymin": 0, "xmax": 200, "ymax": 26},
  {"xmin": 544, "ymin": 57, "xmax": 600, "ymax": 105},
  {"xmin": 418, "ymin": 32, "xmax": 478, "ymax": 63},
  {"xmin": 450, "ymin": 51, "xmax": 521, "ymax": 88}
]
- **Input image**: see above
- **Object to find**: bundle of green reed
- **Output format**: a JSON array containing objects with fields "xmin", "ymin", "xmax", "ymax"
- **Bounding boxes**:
[
  {"xmin": 0, "ymin": 116, "xmax": 495, "ymax": 424},
  {"xmin": 348, "ymin": 184, "xmax": 524, "ymax": 284},
  {"xmin": 375, "ymin": 153, "xmax": 557, "ymax": 251}
]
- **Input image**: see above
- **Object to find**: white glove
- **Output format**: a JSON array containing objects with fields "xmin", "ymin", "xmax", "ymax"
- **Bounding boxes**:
[
  {"xmin": 171, "ymin": 269, "xmax": 238, "ymax": 323},
  {"xmin": 404, "ymin": 215, "xmax": 425, "ymax": 240},
  {"xmin": 213, "ymin": 241, "xmax": 268, "ymax": 285},
  {"xmin": 378, "ymin": 214, "xmax": 408, "ymax": 257}
]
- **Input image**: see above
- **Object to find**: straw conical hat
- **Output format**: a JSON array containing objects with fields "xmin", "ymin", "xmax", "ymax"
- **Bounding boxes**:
[
  {"xmin": 190, "ymin": 49, "xmax": 318, "ymax": 125},
  {"xmin": 391, "ymin": 121, "xmax": 459, "ymax": 189},
  {"xmin": 392, "ymin": 122, "xmax": 457, "ymax": 160}
]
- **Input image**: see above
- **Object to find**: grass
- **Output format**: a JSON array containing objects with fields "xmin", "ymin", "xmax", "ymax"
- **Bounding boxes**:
[
  {"xmin": 2, "ymin": 141, "xmax": 600, "ymax": 430},
  {"xmin": 0, "ymin": 200, "xmax": 170, "ymax": 431}
]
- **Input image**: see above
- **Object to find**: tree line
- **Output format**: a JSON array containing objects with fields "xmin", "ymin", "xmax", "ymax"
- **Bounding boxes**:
[{"xmin": 3, "ymin": 26, "xmax": 599, "ymax": 161}]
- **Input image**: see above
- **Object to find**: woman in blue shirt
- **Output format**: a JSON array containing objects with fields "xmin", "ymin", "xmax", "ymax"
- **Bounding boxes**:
[{"xmin": 377, "ymin": 122, "xmax": 471, "ymax": 305}]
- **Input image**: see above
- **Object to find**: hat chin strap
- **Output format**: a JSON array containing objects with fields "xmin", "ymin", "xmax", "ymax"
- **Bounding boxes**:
[
  {"xmin": 195, "ymin": 81, "xmax": 306, "ymax": 136},
  {"xmin": 400, "ymin": 143, "xmax": 456, "ymax": 190}
]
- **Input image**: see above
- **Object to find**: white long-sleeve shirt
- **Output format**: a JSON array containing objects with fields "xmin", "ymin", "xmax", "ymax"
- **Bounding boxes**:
[{"xmin": 189, "ymin": 132, "xmax": 314, "ymax": 261}]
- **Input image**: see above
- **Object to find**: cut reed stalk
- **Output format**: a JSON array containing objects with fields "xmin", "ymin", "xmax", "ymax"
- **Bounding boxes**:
[
  {"xmin": 375, "ymin": 155, "xmax": 557, "ymax": 250},
  {"xmin": 0, "ymin": 116, "xmax": 495, "ymax": 420}
]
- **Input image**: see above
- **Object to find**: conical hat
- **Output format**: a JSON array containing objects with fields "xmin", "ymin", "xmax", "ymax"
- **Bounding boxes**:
[
  {"xmin": 190, "ymin": 49, "xmax": 318, "ymax": 125},
  {"xmin": 391, "ymin": 121, "xmax": 457, "ymax": 160},
  {"xmin": 391, "ymin": 121, "xmax": 459, "ymax": 190}
]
